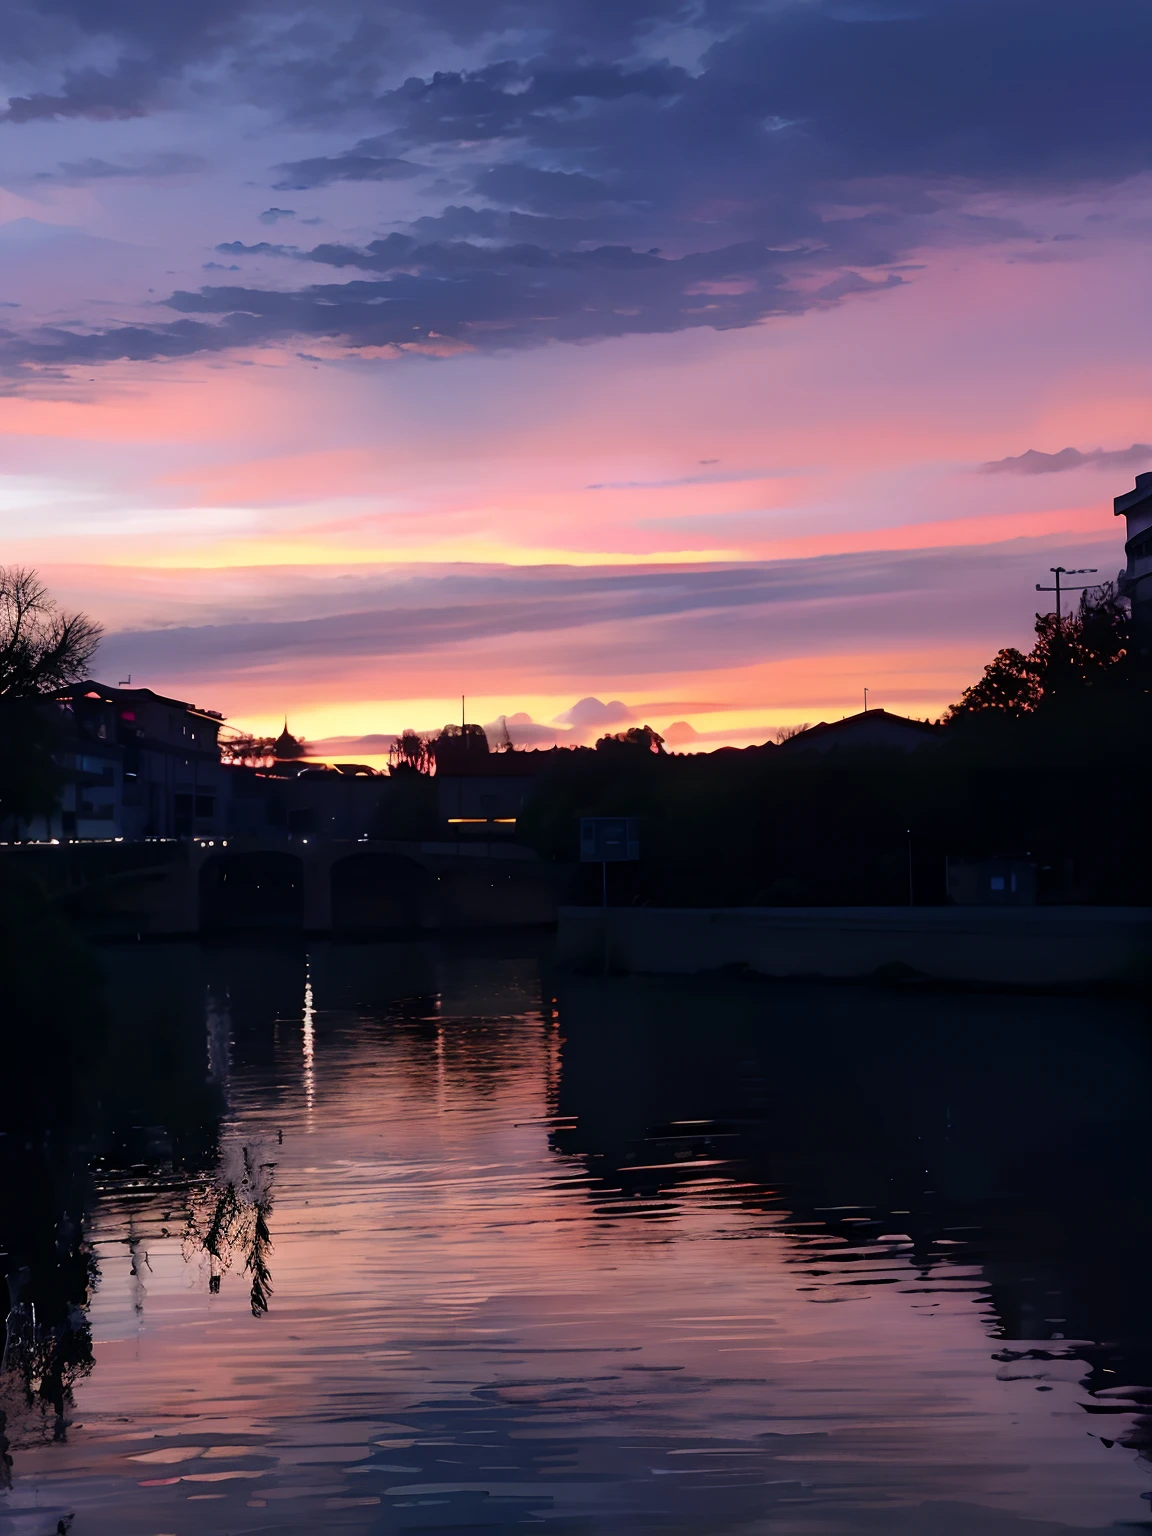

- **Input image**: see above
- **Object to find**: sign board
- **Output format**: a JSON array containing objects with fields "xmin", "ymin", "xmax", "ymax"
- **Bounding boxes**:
[{"xmin": 580, "ymin": 816, "xmax": 640, "ymax": 863}]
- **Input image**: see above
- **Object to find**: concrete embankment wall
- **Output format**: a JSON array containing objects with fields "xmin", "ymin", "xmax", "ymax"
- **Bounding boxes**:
[{"xmin": 556, "ymin": 906, "xmax": 1152, "ymax": 986}]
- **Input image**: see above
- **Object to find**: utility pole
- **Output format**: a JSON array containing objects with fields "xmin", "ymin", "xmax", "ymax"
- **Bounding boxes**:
[
  {"xmin": 863, "ymin": 687, "xmax": 869, "ymax": 713},
  {"xmin": 1035, "ymin": 566, "xmax": 1097, "ymax": 624}
]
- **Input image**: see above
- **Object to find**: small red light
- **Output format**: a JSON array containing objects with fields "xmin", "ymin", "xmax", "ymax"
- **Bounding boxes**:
[{"xmin": 120, "ymin": 710, "xmax": 136, "ymax": 721}]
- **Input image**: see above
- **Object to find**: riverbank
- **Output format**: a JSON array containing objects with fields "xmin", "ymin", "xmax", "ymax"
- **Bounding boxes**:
[{"xmin": 555, "ymin": 905, "xmax": 1152, "ymax": 986}]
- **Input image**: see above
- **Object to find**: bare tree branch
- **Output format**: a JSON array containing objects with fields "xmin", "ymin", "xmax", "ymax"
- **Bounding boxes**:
[{"xmin": 0, "ymin": 567, "xmax": 102, "ymax": 700}]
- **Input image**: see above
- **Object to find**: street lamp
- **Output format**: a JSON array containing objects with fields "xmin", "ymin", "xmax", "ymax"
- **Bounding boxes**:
[{"xmin": 1035, "ymin": 566, "xmax": 1097, "ymax": 624}]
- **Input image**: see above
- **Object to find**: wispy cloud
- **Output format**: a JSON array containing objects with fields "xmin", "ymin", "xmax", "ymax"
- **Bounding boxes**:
[
  {"xmin": 271, "ymin": 142, "xmax": 423, "ymax": 190},
  {"xmin": 587, "ymin": 470, "xmax": 782, "ymax": 491},
  {"xmin": 306, "ymin": 732, "xmax": 397, "ymax": 756},
  {"xmin": 91, "ymin": 537, "xmax": 1097, "ymax": 691},
  {"xmin": 46, "ymin": 152, "xmax": 209, "ymax": 182},
  {"xmin": 980, "ymin": 444, "xmax": 1152, "ymax": 475}
]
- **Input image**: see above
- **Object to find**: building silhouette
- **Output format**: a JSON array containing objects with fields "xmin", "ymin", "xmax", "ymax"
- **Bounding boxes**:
[
  {"xmin": 14, "ymin": 680, "xmax": 230, "ymax": 841},
  {"xmin": 776, "ymin": 708, "xmax": 940, "ymax": 754},
  {"xmin": 1115, "ymin": 471, "xmax": 1152, "ymax": 645}
]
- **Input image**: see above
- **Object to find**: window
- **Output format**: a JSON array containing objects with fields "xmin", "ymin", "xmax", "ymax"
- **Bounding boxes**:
[
  {"xmin": 194, "ymin": 795, "xmax": 215, "ymax": 818},
  {"xmin": 989, "ymin": 875, "xmax": 1005, "ymax": 891},
  {"xmin": 79, "ymin": 801, "xmax": 115, "ymax": 820}
]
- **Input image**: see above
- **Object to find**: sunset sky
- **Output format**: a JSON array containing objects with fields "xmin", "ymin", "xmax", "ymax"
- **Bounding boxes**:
[{"xmin": 2, "ymin": 0, "xmax": 1150, "ymax": 751}]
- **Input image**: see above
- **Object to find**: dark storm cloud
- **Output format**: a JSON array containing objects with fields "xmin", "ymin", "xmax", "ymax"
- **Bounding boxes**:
[
  {"xmin": 5, "ymin": 0, "xmax": 1150, "ymax": 172},
  {"xmin": 0, "ymin": 317, "xmax": 253, "ymax": 369},
  {"xmin": 2, "ymin": 60, "xmax": 157, "ymax": 121},
  {"xmin": 473, "ymin": 163, "xmax": 619, "ymax": 212},
  {"xmin": 164, "ymin": 238, "xmax": 809, "ymax": 348},
  {"xmin": 1, "ymin": 236, "xmax": 901, "ymax": 371},
  {"xmin": 2, "ymin": 0, "xmax": 1151, "ymax": 371},
  {"xmin": 271, "ymin": 139, "xmax": 423, "ymax": 189},
  {"xmin": 215, "ymin": 241, "xmax": 295, "ymax": 257},
  {"xmin": 0, "ymin": 0, "xmax": 246, "ymax": 119},
  {"xmin": 0, "ymin": 0, "xmax": 701, "ymax": 123},
  {"xmin": 369, "ymin": 57, "xmax": 690, "ymax": 145},
  {"xmin": 683, "ymin": 1, "xmax": 1152, "ymax": 186},
  {"xmin": 981, "ymin": 445, "xmax": 1152, "ymax": 476}
]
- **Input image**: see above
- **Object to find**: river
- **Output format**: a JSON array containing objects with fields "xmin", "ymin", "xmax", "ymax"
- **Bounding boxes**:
[{"xmin": 1, "ymin": 938, "xmax": 1149, "ymax": 1535}]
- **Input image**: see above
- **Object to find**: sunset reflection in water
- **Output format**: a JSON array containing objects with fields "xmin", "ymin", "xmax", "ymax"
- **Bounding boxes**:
[{"xmin": 1, "ymin": 939, "xmax": 1149, "ymax": 1536}]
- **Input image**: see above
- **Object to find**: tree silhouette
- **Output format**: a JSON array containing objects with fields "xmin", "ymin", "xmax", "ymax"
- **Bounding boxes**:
[
  {"xmin": 947, "ymin": 582, "xmax": 1130, "ymax": 719},
  {"xmin": 431, "ymin": 723, "xmax": 489, "ymax": 764},
  {"xmin": 595, "ymin": 724, "xmax": 666, "ymax": 754},
  {"xmin": 0, "ymin": 568, "xmax": 101, "ymax": 701},
  {"xmin": 388, "ymin": 729, "xmax": 433, "ymax": 775},
  {"xmin": 0, "ymin": 569, "xmax": 103, "ymax": 823},
  {"xmin": 220, "ymin": 733, "xmax": 278, "ymax": 766}
]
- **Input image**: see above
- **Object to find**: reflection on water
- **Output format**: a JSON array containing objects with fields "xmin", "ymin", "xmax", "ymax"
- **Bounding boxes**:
[{"xmin": 1, "ymin": 939, "xmax": 1150, "ymax": 1535}]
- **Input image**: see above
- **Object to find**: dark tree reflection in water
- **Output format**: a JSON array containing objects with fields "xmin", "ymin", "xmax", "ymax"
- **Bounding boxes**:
[
  {"xmin": 183, "ymin": 1144, "xmax": 276, "ymax": 1315},
  {"xmin": 0, "ymin": 1151, "xmax": 96, "ymax": 1468},
  {"xmin": 0, "ymin": 936, "xmax": 1149, "ymax": 1536}
]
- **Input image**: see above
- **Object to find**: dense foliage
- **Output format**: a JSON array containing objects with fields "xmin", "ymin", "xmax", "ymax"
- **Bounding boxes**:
[
  {"xmin": 520, "ymin": 590, "xmax": 1151, "ymax": 907},
  {"xmin": 947, "ymin": 582, "xmax": 1133, "ymax": 719}
]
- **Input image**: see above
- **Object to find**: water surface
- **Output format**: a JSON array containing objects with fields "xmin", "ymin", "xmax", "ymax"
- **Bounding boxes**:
[{"xmin": 2, "ymin": 940, "xmax": 1149, "ymax": 1535}]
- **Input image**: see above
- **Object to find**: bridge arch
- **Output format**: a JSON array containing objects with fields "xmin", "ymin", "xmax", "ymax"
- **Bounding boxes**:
[
  {"xmin": 330, "ymin": 851, "xmax": 433, "ymax": 934},
  {"xmin": 199, "ymin": 851, "xmax": 304, "ymax": 932}
]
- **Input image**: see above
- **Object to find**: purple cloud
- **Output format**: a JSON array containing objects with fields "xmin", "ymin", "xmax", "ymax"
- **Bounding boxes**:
[
  {"xmin": 553, "ymin": 697, "xmax": 634, "ymax": 728},
  {"xmin": 981, "ymin": 444, "xmax": 1152, "ymax": 475},
  {"xmin": 4, "ymin": 0, "xmax": 1152, "ymax": 374}
]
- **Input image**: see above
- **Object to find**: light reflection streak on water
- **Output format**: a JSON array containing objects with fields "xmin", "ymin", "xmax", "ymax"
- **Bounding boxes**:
[
  {"xmin": 3, "ymin": 944, "xmax": 1149, "ymax": 1536},
  {"xmin": 302, "ymin": 958, "xmax": 315, "ymax": 1120}
]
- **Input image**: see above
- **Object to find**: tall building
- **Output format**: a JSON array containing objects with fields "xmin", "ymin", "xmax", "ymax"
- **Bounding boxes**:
[
  {"xmin": 1115, "ymin": 472, "xmax": 1152, "ymax": 646},
  {"xmin": 15, "ymin": 681, "xmax": 231, "ymax": 841}
]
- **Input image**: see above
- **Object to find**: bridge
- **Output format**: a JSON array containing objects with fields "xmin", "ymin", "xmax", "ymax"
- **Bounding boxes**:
[{"xmin": 2, "ymin": 837, "xmax": 566, "ymax": 937}]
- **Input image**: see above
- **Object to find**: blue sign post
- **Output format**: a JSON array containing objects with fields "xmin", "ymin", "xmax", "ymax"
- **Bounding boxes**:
[{"xmin": 580, "ymin": 816, "xmax": 639, "ymax": 906}]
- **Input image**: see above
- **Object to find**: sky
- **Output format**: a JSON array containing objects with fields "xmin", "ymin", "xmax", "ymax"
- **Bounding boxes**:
[{"xmin": 2, "ymin": 0, "xmax": 1150, "ymax": 753}]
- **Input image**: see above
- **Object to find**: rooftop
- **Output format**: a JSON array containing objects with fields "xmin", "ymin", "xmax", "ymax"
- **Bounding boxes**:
[
  {"xmin": 1114, "ymin": 472, "xmax": 1152, "ymax": 517},
  {"xmin": 55, "ymin": 680, "xmax": 225, "ymax": 723},
  {"xmin": 777, "ymin": 708, "xmax": 941, "ymax": 753}
]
